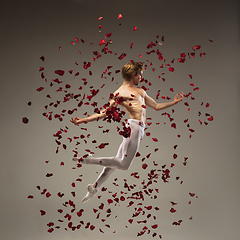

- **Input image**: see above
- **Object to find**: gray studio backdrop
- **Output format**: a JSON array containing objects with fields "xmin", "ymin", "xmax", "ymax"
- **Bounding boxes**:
[{"xmin": 0, "ymin": 0, "xmax": 239, "ymax": 240}]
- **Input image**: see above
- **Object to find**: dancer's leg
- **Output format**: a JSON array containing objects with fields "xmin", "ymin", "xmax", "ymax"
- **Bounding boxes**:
[
  {"xmin": 85, "ymin": 121, "xmax": 141, "ymax": 170},
  {"xmin": 92, "ymin": 139, "xmax": 126, "ymax": 191},
  {"xmin": 81, "ymin": 134, "xmax": 125, "ymax": 202},
  {"xmin": 93, "ymin": 167, "xmax": 116, "ymax": 191}
]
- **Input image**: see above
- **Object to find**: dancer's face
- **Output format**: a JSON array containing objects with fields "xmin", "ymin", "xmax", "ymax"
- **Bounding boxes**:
[{"xmin": 133, "ymin": 70, "xmax": 143, "ymax": 85}]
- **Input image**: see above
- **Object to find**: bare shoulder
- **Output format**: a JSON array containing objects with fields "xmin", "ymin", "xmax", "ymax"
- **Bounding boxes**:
[
  {"xmin": 111, "ymin": 88, "xmax": 122, "ymax": 98},
  {"xmin": 137, "ymin": 87, "xmax": 146, "ymax": 97}
]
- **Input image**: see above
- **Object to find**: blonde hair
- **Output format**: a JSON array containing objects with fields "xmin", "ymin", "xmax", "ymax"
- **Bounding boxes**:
[{"xmin": 121, "ymin": 61, "xmax": 143, "ymax": 80}]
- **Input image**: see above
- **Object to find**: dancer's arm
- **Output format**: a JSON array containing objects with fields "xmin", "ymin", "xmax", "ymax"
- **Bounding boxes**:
[
  {"xmin": 145, "ymin": 91, "xmax": 183, "ymax": 111},
  {"xmin": 70, "ymin": 98, "xmax": 117, "ymax": 125}
]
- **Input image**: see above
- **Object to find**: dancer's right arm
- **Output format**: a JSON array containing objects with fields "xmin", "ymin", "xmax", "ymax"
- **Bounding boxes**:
[{"xmin": 70, "ymin": 98, "xmax": 117, "ymax": 125}]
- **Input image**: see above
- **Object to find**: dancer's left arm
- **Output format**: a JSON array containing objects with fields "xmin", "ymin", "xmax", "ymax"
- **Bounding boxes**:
[{"xmin": 145, "ymin": 91, "xmax": 184, "ymax": 111}]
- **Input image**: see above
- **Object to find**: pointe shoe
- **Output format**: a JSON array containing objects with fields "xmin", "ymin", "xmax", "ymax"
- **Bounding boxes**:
[{"xmin": 81, "ymin": 184, "xmax": 97, "ymax": 203}]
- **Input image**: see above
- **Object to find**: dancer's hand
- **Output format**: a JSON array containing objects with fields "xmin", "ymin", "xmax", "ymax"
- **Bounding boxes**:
[
  {"xmin": 174, "ymin": 91, "xmax": 184, "ymax": 103},
  {"xmin": 70, "ymin": 117, "xmax": 85, "ymax": 125}
]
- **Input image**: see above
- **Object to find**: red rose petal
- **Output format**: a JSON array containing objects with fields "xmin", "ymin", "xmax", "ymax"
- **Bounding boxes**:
[
  {"xmin": 99, "ymin": 203, "xmax": 104, "ymax": 210},
  {"xmin": 189, "ymin": 192, "xmax": 195, "ymax": 197},
  {"xmin": 133, "ymin": 26, "xmax": 137, "ymax": 31},
  {"xmin": 128, "ymin": 219, "xmax": 133, "ymax": 224},
  {"xmin": 195, "ymin": 45, "xmax": 201, "ymax": 50},
  {"xmin": 142, "ymin": 163, "xmax": 148, "ymax": 169},
  {"xmin": 151, "ymin": 224, "xmax": 158, "ymax": 229},
  {"xmin": 55, "ymin": 70, "xmax": 65, "ymax": 76},
  {"xmin": 36, "ymin": 87, "xmax": 44, "ymax": 92},
  {"xmin": 40, "ymin": 210, "xmax": 46, "ymax": 216},
  {"xmin": 46, "ymin": 192, "xmax": 51, "ymax": 198},
  {"xmin": 118, "ymin": 53, "xmax": 127, "ymax": 60},
  {"xmin": 152, "ymin": 138, "xmax": 158, "ymax": 142},
  {"xmin": 145, "ymin": 206, "xmax": 152, "ymax": 210},
  {"xmin": 170, "ymin": 208, "xmax": 176, "ymax": 213},
  {"xmin": 193, "ymin": 87, "xmax": 199, "ymax": 91},
  {"xmin": 118, "ymin": 14, "xmax": 122, "ymax": 19},
  {"xmin": 120, "ymin": 196, "xmax": 125, "ymax": 201},
  {"xmin": 99, "ymin": 17, "xmax": 103, "ymax": 21},
  {"xmin": 57, "ymin": 192, "xmax": 64, "ymax": 198},
  {"xmin": 208, "ymin": 116, "xmax": 213, "ymax": 121},
  {"xmin": 27, "ymin": 195, "xmax": 34, "ymax": 199},
  {"xmin": 22, "ymin": 117, "xmax": 29, "ymax": 124}
]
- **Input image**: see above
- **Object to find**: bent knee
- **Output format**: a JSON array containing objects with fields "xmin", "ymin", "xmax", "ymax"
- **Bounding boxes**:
[{"xmin": 119, "ymin": 163, "xmax": 130, "ymax": 171}]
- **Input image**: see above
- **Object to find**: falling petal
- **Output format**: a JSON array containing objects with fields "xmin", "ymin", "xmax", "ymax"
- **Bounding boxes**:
[
  {"xmin": 142, "ymin": 163, "xmax": 148, "ymax": 169},
  {"xmin": 40, "ymin": 210, "xmax": 46, "ymax": 216},
  {"xmin": 193, "ymin": 87, "xmax": 199, "ymax": 91},
  {"xmin": 151, "ymin": 224, "xmax": 158, "ymax": 229},
  {"xmin": 22, "ymin": 117, "xmax": 29, "ymax": 124},
  {"xmin": 40, "ymin": 56, "xmax": 45, "ymax": 61},
  {"xmin": 189, "ymin": 192, "xmax": 195, "ymax": 197},
  {"xmin": 55, "ymin": 70, "xmax": 65, "ymax": 76},
  {"xmin": 118, "ymin": 53, "xmax": 127, "ymax": 60},
  {"xmin": 36, "ymin": 87, "xmax": 44, "ymax": 92},
  {"xmin": 195, "ymin": 45, "xmax": 201, "ymax": 50},
  {"xmin": 208, "ymin": 116, "xmax": 213, "ymax": 121},
  {"xmin": 170, "ymin": 208, "xmax": 176, "ymax": 213},
  {"xmin": 90, "ymin": 225, "xmax": 95, "ymax": 231}
]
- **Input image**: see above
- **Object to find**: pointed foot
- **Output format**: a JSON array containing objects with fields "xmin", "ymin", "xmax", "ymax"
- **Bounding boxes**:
[{"xmin": 81, "ymin": 184, "xmax": 97, "ymax": 203}]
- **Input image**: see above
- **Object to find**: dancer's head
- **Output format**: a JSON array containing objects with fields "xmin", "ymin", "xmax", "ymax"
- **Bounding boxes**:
[{"xmin": 122, "ymin": 61, "xmax": 144, "ymax": 80}]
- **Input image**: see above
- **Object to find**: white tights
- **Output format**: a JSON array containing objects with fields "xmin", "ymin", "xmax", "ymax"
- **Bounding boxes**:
[{"xmin": 87, "ymin": 119, "xmax": 145, "ymax": 191}]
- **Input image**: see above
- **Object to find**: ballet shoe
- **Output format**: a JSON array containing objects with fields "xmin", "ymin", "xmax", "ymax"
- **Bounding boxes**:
[{"xmin": 81, "ymin": 184, "xmax": 97, "ymax": 203}]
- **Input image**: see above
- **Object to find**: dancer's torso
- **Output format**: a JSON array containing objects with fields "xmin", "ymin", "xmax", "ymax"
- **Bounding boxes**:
[{"xmin": 114, "ymin": 86, "xmax": 146, "ymax": 124}]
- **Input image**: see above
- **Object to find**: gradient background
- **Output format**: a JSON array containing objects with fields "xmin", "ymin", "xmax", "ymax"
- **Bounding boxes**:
[{"xmin": 1, "ymin": 0, "xmax": 239, "ymax": 240}]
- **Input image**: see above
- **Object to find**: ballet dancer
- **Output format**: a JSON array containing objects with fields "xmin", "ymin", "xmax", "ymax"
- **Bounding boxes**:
[{"xmin": 70, "ymin": 61, "xmax": 183, "ymax": 203}]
